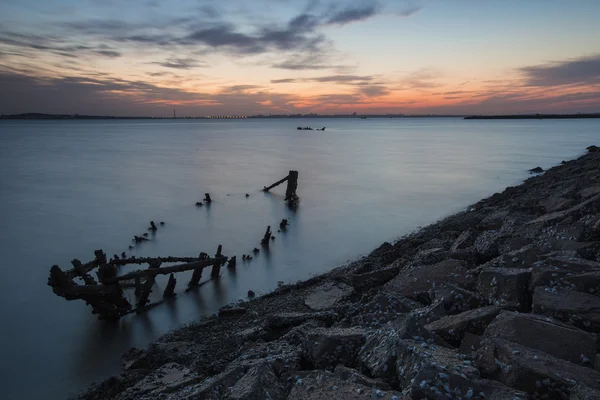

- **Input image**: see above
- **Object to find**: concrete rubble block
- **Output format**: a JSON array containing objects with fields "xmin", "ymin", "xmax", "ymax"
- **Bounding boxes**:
[
  {"xmin": 392, "ymin": 338, "xmax": 526, "ymax": 400},
  {"xmin": 450, "ymin": 230, "xmax": 475, "ymax": 252},
  {"xmin": 477, "ymin": 339, "xmax": 600, "ymax": 398},
  {"xmin": 459, "ymin": 332, "xmax": 482, "ymax": 356},
  {"xmin": 226, "ymin": 363, "xmax": 285, "ymax": 400},
  {"xmin": 428, "ymin": 284, "xmax": 486, "ymax": 315},
  {"xmin": 385, "ymin": 260, "xmax": 474, "ymax": 304},
  {"xmin": 303, "ymin": 327, "xmax": 367, "ymax": 369},
  {"xmin": 476, "ymin": 267, "xmax": 532, "ymax": 311},
  {"xmin": 474, "ymin": 230, "xmax": 505, "ymax": 262},
  {"xmin": 357, "ymin": 315, "xmax": 434, "ymax": 385},
  {"xmin": 161, "ymin": 366, "xmax": 245, "ymax": 400},
  {"xmin": 533, "ymin": 286, "xmax": 600, "ymax": 333},
  {"xmin": 482, "ymin": 310, "xmax": 597, "ymax": 366},
  {"xmin": 233, "ymin": 340, "xmax": 303, "ymax": 376},
  {"xmin": 424, "ymin": 306, "xmax": 502, "ymax": 347},
  {"xmin": 351, "ymin": 263, "xmax": 401, "ymax": 291},
  {"xmin": 478, "ymin": 210, "xmax": 510, "ymax": 230},
  {"xmin": 266, "ymin": 311, "xmax": 338, "ymax": 330},
  {"xmin": 345, "ymin": 291, "xmax": 420, "ymax": 328},
  {"xmin": 563, "ymin": 271, "xmax": 600, "ymax": 295},
  {"xmin": 570, "ymin": 385, "xmax": 600, "ymax": 400},
  {"xmin": 305, "ymin": 282, "xmax": 353, "ymax": 310},
  {"xmin": 114, "ymin": 362, "xmax": 203, "ymax": 399},
  {"xmin": 540, "ymin": 197, "xmax": 575, "ymax": 213},
  {"xmin": 287, "ymin": 370, "xmax": 402, "ymax": 400}
]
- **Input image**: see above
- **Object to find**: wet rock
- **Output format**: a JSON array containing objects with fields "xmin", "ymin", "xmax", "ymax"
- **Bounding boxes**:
[
  {"xmin": 122, "ymin": 347, "xmax": 150, "ymax": 371},
  {"xmin": 477, "ymin": 339, "xmax": 600, "ymax": 397},
  {"xmin": 479, "ymin": 210, "xmax": 510, "ymax": 230},
  {"xmin": 428, "ymin": 284, "xmax": 486, "ymax": 315},
  {"xmin": 474, "ymin": 230, "xmax": 504, "ymax": 261},
  {"xmin": 266, "ymin": 311, "xmax": 338, "ymax": 330},
  {"xmin": 529, "ymin": 166, "xmax": 544, "ymax": 173},
  {"xmin": 459, "ymin": 332, "xmax": 482, "ymax": 356},
  {"xmin": 587, "ymin": 145, "xmax": 600, "ymax": 153},
  {"xmin": 351, "ymin": 264, "xmax": 400, "ymax": 291},
  {"xmin": 476, "ymin": 267, "xmax": 532, "ymax": 311},
  {"xmin": 357, "ymin": 315, "xmax": 434, "ymax": 385},
  {"xmin": 305, "ymin": 282, "xmax": 353, "ymax": 310},
  {"xmin": 287, "ymin": 370, "xmax": 401, "ymax": 400},
  {"xmin": 218, "ymin": 307, "xmax": 247, "ymax": 317},
  {"xmin": 114, "ymin": 362, "xmax": 202, "ymax": 399},
  {"xmin": 164, "ymin": 366, "xmax": 245, "ymax": 399},
  {"xmin": 532, "ymin": 287, "xmax": 600, "ymax": 333},
  {"xmin": 424, "ymin": 306, "xmax": 502, "ymax": 347},
  {"xmin": 571, "ymin": 385, "xmax": 600, "ymax": 400},
  {"xmin": 303, "ymin": 327, "xmax": 366, "ymax": 369},
  {"xmin": 482, "ymin": 310, "xmax": 597, "ymax": 366},
  {"xmin": 540, "ymin": 196, "xmax": 575, "ymax": 213},
  {"xmin": 562, "ymin": 271, "xmax": 600, "ymax": 295},
  {"xmin": 450, "ymin": 230, "xmax": 475, "ymax": 252},
  {"xmin": 345, "ymin": 291, "xmax": 420, "ymax": 327},
  {"xmin": 385, "ymin": 260, "xmax": 474, "ymax": 304},
  {"xmin": 247, "ymin": 290, "xmax": 255, "ymax": 298},
  {"xmin": 227, "ymin": 363, "xmax": 285, "ymax": 400}
]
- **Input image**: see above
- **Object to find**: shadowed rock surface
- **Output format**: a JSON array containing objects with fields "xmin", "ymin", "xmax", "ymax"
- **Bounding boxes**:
[{"xmin": 77, "ymin": 147, "xmax": 600, "ymax": 400}]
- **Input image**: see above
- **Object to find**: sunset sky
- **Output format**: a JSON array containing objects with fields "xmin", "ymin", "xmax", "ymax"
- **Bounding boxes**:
[{"xmin": 1, "ymin": 0, "xmax": 599, "ymax": 116}]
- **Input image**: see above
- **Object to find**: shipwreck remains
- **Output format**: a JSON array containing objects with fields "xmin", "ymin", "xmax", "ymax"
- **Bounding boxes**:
[
  {"xmin": 263, "ymin": 170, "xmax": 299, "ymax": 206},
  {"xmin": 48, "ymin": 246, "xmax": 228, "ymax": 320}
]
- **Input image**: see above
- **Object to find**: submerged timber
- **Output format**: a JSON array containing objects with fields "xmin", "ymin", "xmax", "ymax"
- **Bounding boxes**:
[{"xmin": 79, "ymin": 146, "xmax": 600, "ymax": 400}]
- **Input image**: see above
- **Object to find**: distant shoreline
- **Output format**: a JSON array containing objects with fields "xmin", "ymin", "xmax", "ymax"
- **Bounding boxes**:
[
  {"xmin": 2, "ymin": 112, "xmax": 599, "ymax": 121},
  {"xmin": 464, "ymin": 113, "xmax": 600, "ymax": 120}
]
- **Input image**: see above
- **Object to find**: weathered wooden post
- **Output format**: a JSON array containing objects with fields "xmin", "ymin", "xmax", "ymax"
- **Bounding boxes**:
[
  {"xmin": 211, "ymin": 245, "xmax": 223, "ymax": 278},
  {"xmin": 163, "ymin": 274, "xmax": 177, "ymax": 297},
  {"xmin": 227, "ymin": 256, "xmax": 236, "ymax": 269},
  {"xmin": 285, "ymin": 170, "xmax": 299, "ymax": 206},
  {"xmin": 204, "ymin": 193, "xmax": 212, "ymax": 203},
  {"xmin": 149, "ymin": 221, "xmax": 158, "ymax": 231},
  {"xmin": 261, "ymin": 226, "xmax": 272, "ymax": 245},
  {"xmin": 136, "ymin": 260, "xmax": 162, "ymax": 309}
]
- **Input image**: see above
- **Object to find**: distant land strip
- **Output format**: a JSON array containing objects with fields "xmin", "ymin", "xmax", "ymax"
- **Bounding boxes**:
[
  {"xmin": 2, "ymin": 113, "xmax": 599, "ymax": 120},
  {"xmin": 464, "ymin": 113, "xmax": 600, "ymax": 120}
]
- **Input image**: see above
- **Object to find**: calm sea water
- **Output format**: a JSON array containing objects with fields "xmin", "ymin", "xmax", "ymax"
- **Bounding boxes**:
[{"xmin": 0, "ymin": 117, "xmax": 598, "ymax": 399}]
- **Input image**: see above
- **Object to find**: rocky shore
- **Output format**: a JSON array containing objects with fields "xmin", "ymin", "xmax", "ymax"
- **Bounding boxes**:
[{"xmin": 78, "ymin": 146, "xmax": 600, "ymax": 400}]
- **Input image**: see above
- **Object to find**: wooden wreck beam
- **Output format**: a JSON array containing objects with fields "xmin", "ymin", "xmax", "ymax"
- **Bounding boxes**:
[
  {"xmin": 71, "ymin": 259, "xmax": 97, "ymax": 285},
  {"xmin": 111, "ymin": 256, "xmax": 227, "ymax": 282},
  {"xmin": 136, "ymin": 260, "xmax": 162, "ymax": 309},
  {"xmin": 110, "ymin": 256, "xmax": 206, "ymax": 266},
  {"xmin": 163, "ymin": 274, "xmax": 177, "ymax": 297},
  {"xmin": 263, "ymin": 175, "xmax": 289, "ymax": 192}
]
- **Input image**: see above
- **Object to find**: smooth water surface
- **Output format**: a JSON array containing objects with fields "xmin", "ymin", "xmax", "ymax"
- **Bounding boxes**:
[{"xmin": 0, "ymin": 117, "xmax": 598, "ymax": 399}]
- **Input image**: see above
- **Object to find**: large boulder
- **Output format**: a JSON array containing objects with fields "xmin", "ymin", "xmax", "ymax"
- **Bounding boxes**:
[
  {"xmin": 482, "ymin": 311, "xmax": 597, "ymax": 366},
  {"xmin": 533, "ymin": 287, "xmax": 600, "ymax": 333},
  {"xmin": 305, "ymin": 282, "xmax": 353, "ymax": 310},
  {"xmin": 476, "ymin": 267, "xmax": 532, "ymax": 311},
  {"xmin": 344, "ymin": 291, "xmax": 420, "ymax": 328},
  {"xmin": 350, "ymin": 264, "xmax": 400, "ymax": 291},
  {"xmin": 424, "ymin": 306, "xmax": 502, "ymax": 347},
  {"xmin": 226, "ymin": 363, "xmax": 285, "ymax": 400},
  {"xmin": 385, "ymin": 260, "xmax": 474, "ymax": 304},
  {"xmin": 477, "ymin": 339, "xmax": 600, "ymax": 397},
  {"xmin": 287, "ymin": 370, "xmax": 401, "ymax": 400},
  {"xmin": 357, "ymin": 315, "xmax": 434, "ymax": 385},
  {"xmin": 393, "ymin": 339, "xmax": 526, "ymax": 400},
  {"xmin": 114, "ymin": 363, "xmax": 203, "ymax": 399},
  {"xmin": 303, "ymin": 327, "xmax": 366, "ymax": 369}
]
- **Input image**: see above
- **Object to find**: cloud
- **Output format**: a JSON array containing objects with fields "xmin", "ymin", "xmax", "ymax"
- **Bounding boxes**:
[
  {"xmin": 398, "ymin": 68, "xmax": 441, "ymax": 89},
  {"xmin": 326, "ymin": 2, "xmax": 381, "ymax": 25},
  {"xmin": 151, "ymin": 57, "xmax": 204, "ymax": 69},
  {"xmin": 94, "ymin": 50, "xmax": 121, "ymax": 58},
  {"xmin": 271, "ymin": 78, "xmax": 297, "ymax": 83},
  {"xmin": 519, "ymin": 53, "xmax": 600, "ymax": 87},
  {"xmin": 357, "ymin": 84, "xmax": 390, "ymax": 97},
  {"xmin": 397, "ymin": 5, "xmax": 422, "ymax": 17}
]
